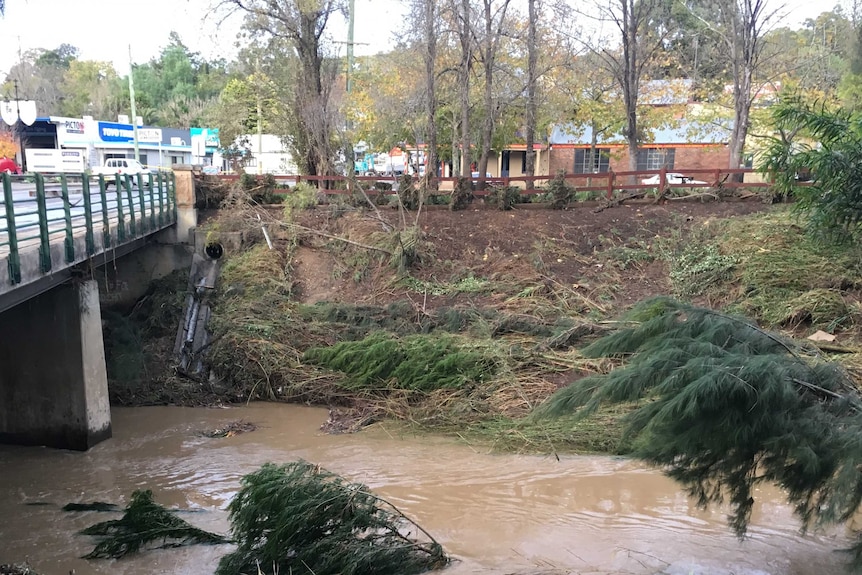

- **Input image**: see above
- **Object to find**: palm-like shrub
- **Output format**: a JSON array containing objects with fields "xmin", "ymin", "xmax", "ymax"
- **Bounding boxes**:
[{"xmin": 761, "ymin": 96, "xmax": 862, "ymax": 242}]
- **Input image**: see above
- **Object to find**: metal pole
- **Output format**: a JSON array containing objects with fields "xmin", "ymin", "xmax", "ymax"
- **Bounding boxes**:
[
  {"xmin": 13, "ymin": 79, "xmax": 26, "ymax": 172},
  {"xmin": 128, "ymin": 45, "xmax": 141, "ymax": 163}
]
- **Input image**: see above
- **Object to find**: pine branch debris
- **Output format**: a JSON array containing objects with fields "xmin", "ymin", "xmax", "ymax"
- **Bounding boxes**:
[
  {"xmin": 535, "ymin": 297, "xmax": 862, "ymax": 569},
  {"xmin": 62, "ymin": 502, "xmax": 120, "ymax": 512},
  {"xmin": 80, "ymin": 490, "xmax": 227, "ymax": 559},
  {"xmin": 216, "ymin": 461, "xmax": 449, "ymax": 575}
]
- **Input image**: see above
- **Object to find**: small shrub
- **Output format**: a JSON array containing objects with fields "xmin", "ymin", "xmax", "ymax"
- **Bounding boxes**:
[
  {"xmin": 488, "ymin": 185, "xmax": 521, "ymax": 211},
  {"xmin": 398, "ymin": 173, "xmax": 421, "ymax": 210},
  {"xmin": 449, "ymin": 177, "xmax": 473, "ymax": 211},
  {"xmin": 546, "ymin": 171, "xmax": 576, "ymax": 209}
]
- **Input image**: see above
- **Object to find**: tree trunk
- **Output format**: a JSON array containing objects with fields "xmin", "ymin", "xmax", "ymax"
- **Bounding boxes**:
[
  {"xmin": 477, "ymin": 0, "xmax": 494, "ymax": 187},
  {"xmin": 423, "ymin": 0, "xmax": 438, "ymax": 181},
  {"xmin": 524, "ymin": 0, "xmax": 538, "ymax": 179},
  {"xmin": 622, "ymin": 0, "xmax": 639, "ymax": 176},
  {"xmin": 458, "ymin": 0, "xmax": 472, "ymax": 178}
]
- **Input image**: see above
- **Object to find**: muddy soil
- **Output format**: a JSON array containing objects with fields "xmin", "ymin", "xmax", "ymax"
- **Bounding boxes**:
[{"xmin": 293, "ymin": 199, "xmax": 769, "ymax": 311}]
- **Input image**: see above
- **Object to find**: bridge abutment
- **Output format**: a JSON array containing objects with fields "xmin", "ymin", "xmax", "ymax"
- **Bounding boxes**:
[{"xmin": 0, "ymin": 279, "xmax": 111, "ymax": 450}]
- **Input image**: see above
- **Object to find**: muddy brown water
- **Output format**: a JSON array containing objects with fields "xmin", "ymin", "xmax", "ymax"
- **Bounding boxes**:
[{"xmin": 0, "ymin": 403, "xmax": 851, "ymax": 575}]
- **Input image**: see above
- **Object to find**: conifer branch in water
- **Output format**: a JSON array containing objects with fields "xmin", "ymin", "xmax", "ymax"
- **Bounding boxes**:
[
  {"xmin": 535, "ymin": 297, "xmax": 862, "ymax": 569},
  {"xmin": 216, "ymin": 461, "xmax": 448, "ymax": 575},
  {"xmin": 80, "ymin": 490, "xmax": 227, "ymax": 559}
]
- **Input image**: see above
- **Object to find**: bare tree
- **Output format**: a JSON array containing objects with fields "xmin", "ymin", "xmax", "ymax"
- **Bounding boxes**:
[
  {"xmin": 422, "ymin": 0, "xmax": 439, "ymax": 182},
  {"xmin": 593, "ymin": 0, "xmax": 666, "ymax": 173},
  {"xmin": 219, "ymin": 0, "xmax": 343, "ymax": 177},
  {"xmin": 703, "ymin": 0, "xmax": 783, "ymax": 171},
  {"xmin": 454, "ymin": 0, "xmax": 474, "ymax": 177},
  {"xmin": 475, "ymin": 0, "xmax": 512, "ymax": 185},
  {"xmin": 524, "ymin": 0, "xmax": 538, "ymax": 178}
]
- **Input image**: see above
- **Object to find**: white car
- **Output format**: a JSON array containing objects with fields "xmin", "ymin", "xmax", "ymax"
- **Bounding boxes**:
[
  {"xmin": 92, "ymin": 158, "xmax": 150, "ymax": 178},
  {"xmin": 642, "ymin": 173, "xmax": 706, "ymax": 186}
]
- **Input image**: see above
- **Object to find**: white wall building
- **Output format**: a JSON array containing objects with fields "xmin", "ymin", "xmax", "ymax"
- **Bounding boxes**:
[{"xmin": 234, "ymin": 134, "xmax": 297, "ymax": 175}]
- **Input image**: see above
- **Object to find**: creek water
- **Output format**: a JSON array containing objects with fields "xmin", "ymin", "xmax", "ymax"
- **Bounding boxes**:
[{"xmin": 0, "ymin": 403, "xmax": 851, "ymax": 575}]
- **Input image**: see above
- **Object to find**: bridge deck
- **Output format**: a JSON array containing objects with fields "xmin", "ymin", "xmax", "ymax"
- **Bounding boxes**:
[{"xmin": 0, "ymin": 172, "xmax": 177, "ymax": 313}]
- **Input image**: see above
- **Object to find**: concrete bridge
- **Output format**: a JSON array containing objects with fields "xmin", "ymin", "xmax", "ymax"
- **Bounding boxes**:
[{"xmin": 0, "ymin": 167, "xmax": 199, "ymax": 450}]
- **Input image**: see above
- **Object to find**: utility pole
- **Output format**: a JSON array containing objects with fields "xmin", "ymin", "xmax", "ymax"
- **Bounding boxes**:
[
  {"xmin": 347, "ymin": 0, "xmax": 355, "ymax": 93},
  {"xmin": 128, "ymin": 45, "xmax": 141, "ymax": 163}
]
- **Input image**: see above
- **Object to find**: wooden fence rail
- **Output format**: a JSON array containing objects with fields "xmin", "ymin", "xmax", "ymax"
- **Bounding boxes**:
[{"xmin": 209, "ymin": 167, "xmax": 775, "ymax": 199}]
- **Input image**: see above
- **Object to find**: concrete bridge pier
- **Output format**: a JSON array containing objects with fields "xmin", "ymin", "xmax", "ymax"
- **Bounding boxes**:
[{"xmin": 0, "ymin": 279, "xmax": 111, "ymax": 450}]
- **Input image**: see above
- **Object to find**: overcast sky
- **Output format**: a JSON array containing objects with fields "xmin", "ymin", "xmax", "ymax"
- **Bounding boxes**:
[{"xmin": 0, "ymin": 0, "xmax": 842, "ymax": 94}]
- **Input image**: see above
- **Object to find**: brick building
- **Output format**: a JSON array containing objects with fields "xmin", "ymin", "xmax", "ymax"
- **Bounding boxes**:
[{"xmin": 547, "ymin": 121, "xmax": 730, "ymax": 179}]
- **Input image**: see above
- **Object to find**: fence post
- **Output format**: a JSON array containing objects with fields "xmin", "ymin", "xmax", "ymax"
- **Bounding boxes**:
[
  {"xmin": 659, "ymin": 166, "xmax": 667, "ymax": 195},
  {"xmin": 2, "ymin": 172, "xmax": 20, "ymax": 284}
]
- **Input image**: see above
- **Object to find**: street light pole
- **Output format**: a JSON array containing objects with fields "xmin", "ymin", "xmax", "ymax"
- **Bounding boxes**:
[{"xmin": 12, "ymin": 79, "xmax": 26, "ymax": 172}]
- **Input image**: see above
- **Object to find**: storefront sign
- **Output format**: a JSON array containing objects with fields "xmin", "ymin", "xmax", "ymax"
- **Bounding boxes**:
[
  {"xmin": 98, "ymin": 121, "xmax": 136, "ymax": 142},
  {"xmin": 138, "ymin": 128, "xmax": 163, "ymax": 143},
  {"xmin": 25, "ymin": 149, "xmax": 86, "ymax": 173}
]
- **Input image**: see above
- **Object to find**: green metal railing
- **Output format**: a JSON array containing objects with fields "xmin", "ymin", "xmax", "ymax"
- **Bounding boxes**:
[{"xmin": 0, "ymin": 171, "xmax": 177, "ymax": 286}]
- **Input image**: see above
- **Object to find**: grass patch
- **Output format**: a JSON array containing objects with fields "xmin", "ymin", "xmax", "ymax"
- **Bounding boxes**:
[
  {"xmin": 303, "ymin": 332, "xmax": 498, "ymax": 393},
  {"xmin": 660, "ymin": 208, "xmax": 862, "ymax": 331},
  {"xmin": 462, "ymin": 404, "xmax": 634, "ymax": 455}
]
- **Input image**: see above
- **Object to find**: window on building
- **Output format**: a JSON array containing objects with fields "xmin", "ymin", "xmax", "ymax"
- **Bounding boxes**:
[
  {"xmin": 636, "ymin": 148, "xmax": 675, "ymax": 171},
  {"xmin": 243, "ymin": 157, "xmax": 258, "ymax": 168},
  {"xmin": 171, "ymin": 155, "xmax": 181, "ymax": 165},
  {"xmin": 138, "ymin": 154, "xmax": 148, "ymax": 167},
  {"xmin": 574, "ymin": 148, "xmax": 610, "ymax": 174}
]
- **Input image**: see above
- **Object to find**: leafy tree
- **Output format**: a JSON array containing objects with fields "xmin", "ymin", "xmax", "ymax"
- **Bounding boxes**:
[
  {"xmin": 209, "ymin": 74, "xmax": 279, "ymax": 172},
  {"xmin": 130, "ymin": 32, "xmax": 227, "ymax": 125},
  {"xmin": 0, "ymin": 126, "xmax": 16, "ymax": 158},
  {"xmin": 60, "ymin": 60, "xmax": 125, "ymax": 119},
  {"xmin": 1, "ymin": 46, "xmax": 78, "ymax": 115},
  {"xmin": 221, "ymin": 0, "xmax": 345, "ymax": 177},
  {"xmin": 536, "ymin": 297, "xmax": 862, "ymax": 567},
  {"xmin": 762, "ymin": 95, "xmax": 862, "ymax": 241}
]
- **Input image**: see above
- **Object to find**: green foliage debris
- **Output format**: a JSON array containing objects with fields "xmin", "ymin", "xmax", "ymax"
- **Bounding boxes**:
[
  {"xmin": 216, "ymin": 461, "xmax": 448, "ymax": 575},
  {"xmin": 81, "ymin": 490, "xmax": 226, "ymax": 559},
  {"xmin": 536, "ymin": 297, "xmax": 862, "ymax": 568},
  {"xmin": 304, "ymin": 332, "xmax": 497, "ymax": 392}
]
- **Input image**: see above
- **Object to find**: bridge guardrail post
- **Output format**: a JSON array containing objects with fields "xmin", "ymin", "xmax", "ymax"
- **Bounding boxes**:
[
  {"xmin": 2, "ymin": 172, "xmax": 21, "ymax": 284},
  {"xmin": 136, "ymin": 173, "xmax": 147, "ymax": 234},
  {"xmin": 115, "ymin": 175, "xmax": 126, "ymax": 243},
  {"xmin": 156, "ymin": 171, "xmax": 164, "ymax": 227},
  {"xmin": 82, "ymin": 175, "xmax": 95, "ymax": 256},
  {"xmin": 124, "ymin": 174, "xmax": 137, "ymax": 237},
  {"xmin": 35, "ymin": 174, "xmax": 51, "ymax": 273},
  {"xmin": 169, "ymin": 172, "xmax": 177, "ymax": 222},
  {"xmin": 60, "ymin": 173, "xmax": 75, "ymax": 263},
  {"xmin": 99, "ymin": 175, "xmax": 111, "ymax": 248},
  {"xmin": 147, "ymin": 173, "xmax": 156, "ymax": 230}
]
